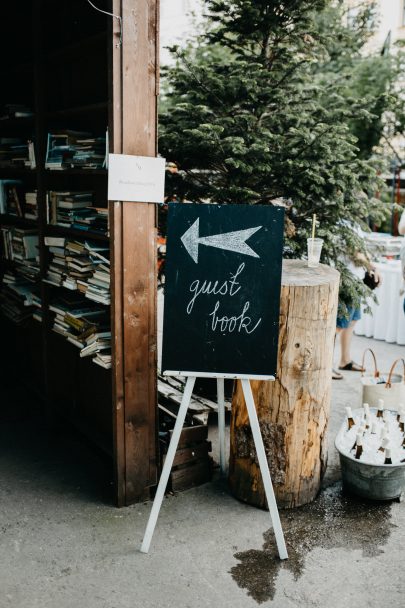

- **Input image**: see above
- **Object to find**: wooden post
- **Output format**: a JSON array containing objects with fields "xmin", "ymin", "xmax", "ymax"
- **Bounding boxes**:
[
  {"xmin": 111, "ymin": 0, "xmax": 159, "ymax": 506},
  {"xmin": 229, "ymin": 260, "xmax": 340, "ymax": 509}
]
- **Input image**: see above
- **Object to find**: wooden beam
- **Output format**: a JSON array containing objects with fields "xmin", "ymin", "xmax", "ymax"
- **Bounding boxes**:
[
  {"xmin": 111, "ymin": 0, "xmax": 159, "ymax": 505},
  {"xmin": 110, "ymin": 0, "xmax": 126, "ymax": 507}
]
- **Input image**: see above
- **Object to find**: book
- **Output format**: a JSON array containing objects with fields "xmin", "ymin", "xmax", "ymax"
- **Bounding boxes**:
[
  {"xmin": 0, "ymin": 180, "xmax": 23, "ymax": 215},
  {"xmin": 45, "ymin": 131, "xmax": 106, "ymax": 170}
]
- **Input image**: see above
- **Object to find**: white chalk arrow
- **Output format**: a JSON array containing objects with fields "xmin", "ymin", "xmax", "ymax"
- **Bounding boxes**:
[{"xmin": 180, "ymin": 218, "xmax": 262, "ymax": 263}]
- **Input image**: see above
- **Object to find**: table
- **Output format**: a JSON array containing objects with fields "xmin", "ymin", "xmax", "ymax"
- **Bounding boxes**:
[{"xmin": 355, "ymin": 260, "xmax": 405, "ymax": 345}]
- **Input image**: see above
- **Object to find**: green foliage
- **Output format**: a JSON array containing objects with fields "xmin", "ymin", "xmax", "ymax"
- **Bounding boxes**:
[{"xmin": 159, "ymin": 0, "xmax": 402, "ymax": 308}]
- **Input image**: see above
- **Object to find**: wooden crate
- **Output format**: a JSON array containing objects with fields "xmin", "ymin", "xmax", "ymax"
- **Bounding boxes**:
[{"xmin": 159, "ymin": 423, "xmax": 213, "ymax": 492}]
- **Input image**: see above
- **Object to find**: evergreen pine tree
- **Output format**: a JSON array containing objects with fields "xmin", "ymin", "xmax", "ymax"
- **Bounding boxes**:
[{"xmin": 160, "ymin": 0, "xmax": 391, "ymax": 310}]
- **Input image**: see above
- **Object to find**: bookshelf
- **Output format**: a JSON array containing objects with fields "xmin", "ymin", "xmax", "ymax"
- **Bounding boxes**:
[{"xmin": 0, "ymin": 0, "xmax": 159, "ymax": 506}]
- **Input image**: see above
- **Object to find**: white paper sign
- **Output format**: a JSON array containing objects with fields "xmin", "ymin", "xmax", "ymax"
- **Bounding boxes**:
[{"xmin": 108, "ymin": 153, "xmax": 166, "ymax": 203}]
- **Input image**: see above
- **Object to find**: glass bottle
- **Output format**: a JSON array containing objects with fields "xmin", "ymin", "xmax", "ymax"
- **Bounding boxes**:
[
  {"xmin": 354, "ymin": 433, "xmax": 363, "ymax": 460},
  {"xmin": 345, "ymin": 406, "xmax": 356, "ymax": 431},
  {"xmin": 384, "ymin": 447, "xmax": 392, "ymax": 465},
  {"xmin": 365, "ymin": 414, "xmax": 371, "ymax": 430},
  {"xmin": 376, "ymin": 399, "xmax": 384, "ymax": 419},
  {"xmin": 378, "ymin": 436, "xmax": 390, "ymax": 453}
]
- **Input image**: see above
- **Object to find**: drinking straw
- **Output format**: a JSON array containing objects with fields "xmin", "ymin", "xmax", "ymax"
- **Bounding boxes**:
[
  {"xmin": 311, "ymin": 213, "xmax": 316, "ymax": 259},
  {"xmin": 311, "ymin": 214, "xmax": 316, "ymax": 241}
]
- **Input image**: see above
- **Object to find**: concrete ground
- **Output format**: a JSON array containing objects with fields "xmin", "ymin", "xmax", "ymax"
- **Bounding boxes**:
[{"xmin": 1, "ymin": 334, "xmax": 404, "ymax": 608}]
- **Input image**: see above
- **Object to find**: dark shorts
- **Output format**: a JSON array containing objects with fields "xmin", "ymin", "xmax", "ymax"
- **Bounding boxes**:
[{"xmin": 336, "ymin": 306, "xmax": 361, "ymax": 329}]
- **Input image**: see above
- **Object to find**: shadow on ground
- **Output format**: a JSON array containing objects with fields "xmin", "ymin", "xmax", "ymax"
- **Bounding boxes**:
[
  {"xmin": 230, "ymin": 482, "xmax": 396, "ymax": 604},
  {"xmin": 0, "ymin": 384, "xmax": 114, "ymax": 506}
]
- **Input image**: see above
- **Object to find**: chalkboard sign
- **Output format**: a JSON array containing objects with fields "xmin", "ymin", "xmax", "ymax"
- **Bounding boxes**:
[{"xmin": 161, "ymin": 203, "xmax": 284, "ymax": 378}]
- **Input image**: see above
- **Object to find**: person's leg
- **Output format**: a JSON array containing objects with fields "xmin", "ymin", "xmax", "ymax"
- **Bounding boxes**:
[
  {"xmin": 339, "ymin": 321, "xmax": 356, "ymax": 368},
  {"xmin": 338, "ymin": 307, "xmax": 364, "ymax": 371},
  {"xmin": 332, "ymin": 328, "xmax": 343, "ymax": 379},
  {"xmin": 335, "ymin": 307, "xmax": 364, "ymax": 372}
]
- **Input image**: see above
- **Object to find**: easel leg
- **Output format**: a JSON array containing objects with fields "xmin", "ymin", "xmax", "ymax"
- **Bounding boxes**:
[
  {"xmin": 217, "ymin": 378, "xmax": 226, "ymax": 476},
  {"xmin": 241, "ymin": 379, "xmax": 288, "ymax": 560},
  {"xmin": 140, "ymin": 376, "xmax": 196, "ymax": 553}
]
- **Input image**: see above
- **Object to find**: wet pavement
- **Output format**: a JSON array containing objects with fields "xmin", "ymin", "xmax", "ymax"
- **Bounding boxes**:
[
  {"xmin": 1, "ymin": 334, "xmax": 405, "ymax": 607},
  {"xmin": 231, "ymin": 482, "xmax": 396, "ymax": 603}
]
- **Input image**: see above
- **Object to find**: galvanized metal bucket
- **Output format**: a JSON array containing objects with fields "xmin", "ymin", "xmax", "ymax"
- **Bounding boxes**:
[{"xmin": 335, "ymin": 410, "xmax": 405, "ymax": 501}]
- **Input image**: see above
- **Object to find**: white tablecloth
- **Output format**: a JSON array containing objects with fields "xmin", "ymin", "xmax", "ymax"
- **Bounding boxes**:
[{"xmin": 355, "ymin": 261, "xmax": 405, "ymax": 345}]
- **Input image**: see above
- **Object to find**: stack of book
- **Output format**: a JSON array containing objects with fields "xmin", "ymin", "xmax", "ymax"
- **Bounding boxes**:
[
  {"xmin": 66, "ymin": 205, "xmax": 109, "ymax": 237},
  {"xmin": 0, "ymin": 226, "xmax": 40, "ymax": 324},
  {"xmin": 46, "ymin": 191, "xmax": 109, "ymax": 236},
  {"xmin": 85, "ymin": 251, "xmax": 110, "ymax": 305},
  {"xmin": 0, "ymin": 183, "xmax": 38, "ymax": 219},
  {"xmin": 92, "ymin": 349, "xmax": 112, "ymax": 369},
  {"xmin": 87, "ymin": 207, "xmax": 109, "ymax": 237},
  {"xmin": 24, "ymin": 191, "xmax": 38, "ymax": 220},
  {"xmin": 32, "ymin": 290, "xmax": 43, "ymax": 322},
  {"xmin": 14, "ymin": 258, "xmax": 41, "ymax": 283},
  {"xmin": 45, "ymin": 131, "xmax": 89, "ymax": 169},
  {"xmin": 0, "ymin": 276, "xmax": 40, "ymax": 324},
  {"xmin": 0, "ymin": 137, "xmax": 35, "ymax": 168},
  {"xmin": 1, "ymin": 226, "xmax": 40, "ymax": 284},
  {"xmin": 49, "ymin": 292, "xmax": 111, "ymax": 367},
  {"xmin": 70, "ymin": 136, "xmax": 106, "ymax": 169},
  {"xmin": 47, "ymin": 190, "xmax": 93, "ymax": 225},
  {"xmin": 79, "ymin": 325, "xmax": 111, "ymax": 361},
  {"xmin": 0, "ymin": 179, "xmax": 23, "ymax": 215},
  {"xmin": 49, "ymin": 292, "xmax": 99, "ymax": 329},
  {"xmin": 43, "ymin": 241, "xmax": 68, "ymax": 287},
  {"xmin": 44, "ymin": 238, "xmax": 110, "ymax": 305},
  {"xmin": 64, "ymin": 240, "xmax": 95, "ymax": 291},
  {"xmin": 45, "ymin": 131, "xmax": 106, "ymax": 170},
  {"xmin": 44, "ymin": 239, "xmax": 90, "ymax": 289},
  {"xmin": 1, "ymin": 226, "xmax": 39, "ymax": 263}
]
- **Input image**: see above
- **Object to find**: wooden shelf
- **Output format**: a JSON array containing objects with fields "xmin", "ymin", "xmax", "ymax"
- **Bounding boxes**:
[
  {"xmin": 44, "ymin": 169, "xmax": 107, "ymax": 176},
  {"xmin": 0, "ymin": 258, "xmax": 17, "ymax": 270},
  {"xmin": 44, "ymin": 224, "xmax": 109, "ymax": 242},
  {"xmin": 0, "ymin": 0, "xmax": 159, "ymax": 506},
  {"xmin": 46, "ymin": 102, "xmax": 108, "ymax": 120},
  {"xmin": 0, "ymin": 214, "xmax": 38, "ymax": 228},
  {"xmin": 0, "ymin": 116, "xmax": 35, "ymax": 130},
  {"xmin": 0, "ymin": 167, "xmax": 36, "ymax": 177},
  {"xmin": 42, "ymin": 279, "xmax": 110, "ymax": 306}
]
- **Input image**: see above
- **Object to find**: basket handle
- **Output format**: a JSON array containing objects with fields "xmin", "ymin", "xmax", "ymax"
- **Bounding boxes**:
[
  {"xmin": 386, "ymin": 358, "xmax": 405, "ymax": 388},
  {"xmin": 361, "ymin": 348, "xmax": 379, "ymax": 378}
]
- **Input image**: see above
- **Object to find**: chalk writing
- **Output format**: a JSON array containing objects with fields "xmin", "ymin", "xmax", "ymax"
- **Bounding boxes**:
[
  {"xmin": 186, "ymin": 262, "xmax": 262, "ymax": 335},
  {"xmin": 187, "ymin": 263, "xmax": 245, "ymax": 314},
  {"xmin": 209, "ymin": 300, "xmax": 261, "ymax": 334}
]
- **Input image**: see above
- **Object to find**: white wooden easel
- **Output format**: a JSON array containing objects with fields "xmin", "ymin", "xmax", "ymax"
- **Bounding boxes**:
[{"xmin": 140, "ymin": 371, "xmax": 288, "ymax": 560}]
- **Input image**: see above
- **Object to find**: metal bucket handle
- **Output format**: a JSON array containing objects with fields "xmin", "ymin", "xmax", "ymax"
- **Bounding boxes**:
[
  {"xmin": 361, "ymin": 348, "xmax": 380, "ymax": 378},
  {"xmin": 386, "ymin": 358, "xmax": 405, "ymax": 388}
]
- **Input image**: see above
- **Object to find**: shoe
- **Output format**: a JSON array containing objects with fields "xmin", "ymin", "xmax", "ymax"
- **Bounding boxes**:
[
  {"xmin": 338, "ymin": 361, "xmax": 365, "ymax": 372},
  {"xmin": 332, "ymin": 369, "xmax": 343, "ymax": 380}
]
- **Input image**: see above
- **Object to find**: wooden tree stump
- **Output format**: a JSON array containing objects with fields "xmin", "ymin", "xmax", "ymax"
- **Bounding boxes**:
[{"xmin": 229, "ymin": 260, "xmax": 340, "ymax": 509}]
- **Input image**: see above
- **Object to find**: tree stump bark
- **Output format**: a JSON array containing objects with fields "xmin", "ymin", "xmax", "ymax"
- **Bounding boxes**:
[{"xmin": 229, "ymin": 260, "xmax": 340, "ymax": 509}]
